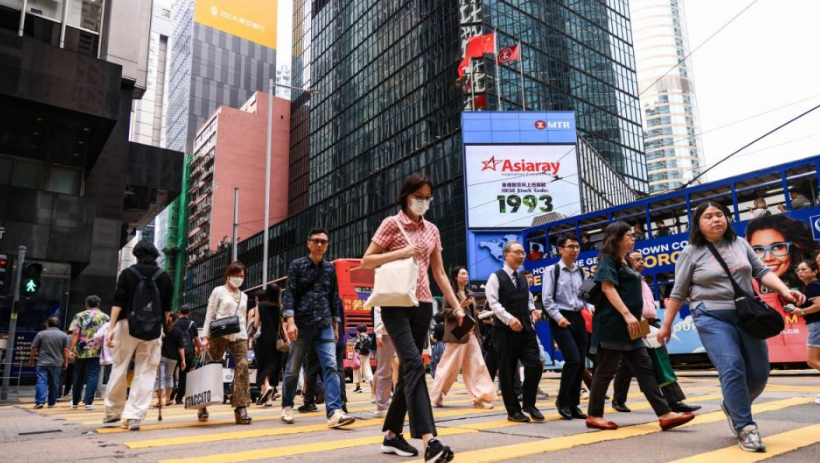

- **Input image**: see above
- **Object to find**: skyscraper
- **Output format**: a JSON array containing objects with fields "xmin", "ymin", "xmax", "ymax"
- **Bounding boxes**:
[
  {"xmin": 630, "ymin": 0, "xmax": 705, "ymax": 193},
  {"xmin": 184, "ymin": 0, "xmax": 647, "ymax": 313}
]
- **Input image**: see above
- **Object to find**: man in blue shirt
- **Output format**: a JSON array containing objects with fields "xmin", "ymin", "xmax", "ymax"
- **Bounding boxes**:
[
  {"xmin": 281, "ymin": 228, "xmax": 354, "ymax": 428},
  {"xmin": 542, "ymin": 234, "xmax": 588, "ymax": 421}
]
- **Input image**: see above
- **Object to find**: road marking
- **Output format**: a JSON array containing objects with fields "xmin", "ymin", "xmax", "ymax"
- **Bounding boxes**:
[
  {"xmin": 667, "ymin": 422, "xmax": 820, "ymax": 463},
  {"xmin": 152, "ymin": 393, "xmax": 730, "ymax": 461},
  {"xmin": 402, "ymin": 397, "xmax": 813, "ymax": 463}
]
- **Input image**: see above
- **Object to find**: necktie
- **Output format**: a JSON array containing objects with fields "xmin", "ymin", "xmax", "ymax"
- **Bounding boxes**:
[{"xmin": 512, "ymin": 270, "xmax": 518, "ymax": 287}]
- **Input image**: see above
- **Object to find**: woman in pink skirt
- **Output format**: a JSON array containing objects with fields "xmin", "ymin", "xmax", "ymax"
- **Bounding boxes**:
[{"xmin": 430, "ymin": 266, "xmax": 497, "ymax": 409}]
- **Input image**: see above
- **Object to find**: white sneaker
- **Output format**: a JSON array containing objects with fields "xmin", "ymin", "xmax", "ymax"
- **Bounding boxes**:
[
  {"xmin": 85, "ymin": 404, "xmax": 95, "ymax": 410},
  {"xmin": 70, "ymin": 404, "xmax": 78, "ymax": 409},
  {"xmin": 128, "ymin": 419, "xmax": 141, "ymax": 431},
  {"xmin": 327, "ymin": 409, "xmax": 355, "ymax": 428},
  {"xmin": 33, "ymin": 404, "xmax": 44, "ymax": 409},
  {"xmin": 121, "ymin": 419, "xmax": 130, "ymax": 429},
  {"xmin": 372, "ymin": 409, "xmax": 387, "ymax": 418},
  {"xmin": 281, "ymin": 406, "xmax": 294, "ymax": 424},
  {"xmin": 815, "ymin": 394, "xmax": 820, "ymax": 405}
]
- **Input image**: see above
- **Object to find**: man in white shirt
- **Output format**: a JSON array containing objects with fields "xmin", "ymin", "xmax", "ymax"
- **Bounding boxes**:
[
  {"xmin": 542, "ymin": 235, "xmax": 588, "ymax": 420},
  {"xmin": 485, "ymin": 241, "xmax": 543, "ymax": 423}
]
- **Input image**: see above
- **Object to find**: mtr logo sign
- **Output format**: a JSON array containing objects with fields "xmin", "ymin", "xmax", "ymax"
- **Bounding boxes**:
[
  {"xmin": 535, "ymin": 120, "xmax": 571, "ymax": 130},
  {"xmin": 481, "ymin": 156, "xmax": 562, "ymax": 175}
]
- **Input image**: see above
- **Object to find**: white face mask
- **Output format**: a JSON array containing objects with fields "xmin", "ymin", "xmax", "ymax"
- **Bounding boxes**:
[
  {"xmin": 409, "ymin": 197, "xmax": 430, "ymax": 216},
  {"xmin": 229, "ymin": 277, "xmax": 244, "ymax": 288}
]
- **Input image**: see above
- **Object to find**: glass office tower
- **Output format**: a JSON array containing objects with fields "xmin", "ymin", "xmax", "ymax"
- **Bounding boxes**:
[{"xmin": 184, "ymin": 0, "xmax": 647, "ymax": 315}]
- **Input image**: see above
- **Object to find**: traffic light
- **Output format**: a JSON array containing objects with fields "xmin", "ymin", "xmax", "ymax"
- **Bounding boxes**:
[
  {"xmin": 0, "ymin": 253, "xmax": 13, "ymax": 295},
  {"xmin": 21, "ymin": 263, "xmax": 43, "ymax": 296}
]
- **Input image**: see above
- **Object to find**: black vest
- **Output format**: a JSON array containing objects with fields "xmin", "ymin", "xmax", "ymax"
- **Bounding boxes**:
[{"xmin": 493, "ymin": 269, "xmax": 533, "ymax": 332}]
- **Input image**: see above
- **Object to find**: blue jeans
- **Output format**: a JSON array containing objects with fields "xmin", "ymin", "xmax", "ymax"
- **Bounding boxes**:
[
  {"xmin": 282, "ymin": 324, "xmax": 342, "ymax": 417},
  {"xmin": 693, "ymin": 303, "xmax": 769, "ymax": 430},
  {"xmin": 430, "ymin": 341, "xmax": 445, "ymax": 377},
  {"xmin": 72, "ymin": 358, "xmax": 102, "ymax": 405},
  {"xmin": 36, "ymin": 365, "xmax": 62, "ymax": 406}
]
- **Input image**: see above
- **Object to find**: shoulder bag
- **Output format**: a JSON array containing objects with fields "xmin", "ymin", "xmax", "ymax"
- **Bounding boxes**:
[
  {"xmin": 578, "ymin": 278, "xmax": 603, "ymax": 306},
  {"xmin": 276, "ymin": 321, "xmax": 291, "ymax": 353},
  {"xmin": 365, "ymin": 216, "xmax": 419, "ymax": 307},
  {"xmin": 209, "ymin": 290, "xmax": 242, "ymax": 338},
  {"xmin": 705, "ymin": 242, "xmax": 785, "ymax": 339}
]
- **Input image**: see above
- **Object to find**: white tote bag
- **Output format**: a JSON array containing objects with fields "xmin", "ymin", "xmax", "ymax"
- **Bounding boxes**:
[
  {"xmin": 365, "ymin": 217, "xmax": 419, "ymax": 308},
  {"xmin": 184, "ymin": 353, "xmax": 223, "ymax": 409}
]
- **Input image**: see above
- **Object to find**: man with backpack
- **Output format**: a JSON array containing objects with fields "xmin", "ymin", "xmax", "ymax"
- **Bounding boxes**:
[
  {"xmin": 541, "ymin": 234, "xmax": 588, "ymax": 421},
  {"xmin": 103, "ymin": 241, "xmax": 173, "ymax": 430},
  {"xmin": 171, "ymin": 305, "xmax": 200, "ymax": 404}
]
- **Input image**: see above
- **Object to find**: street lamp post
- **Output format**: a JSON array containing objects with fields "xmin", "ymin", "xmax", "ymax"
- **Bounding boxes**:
[{"xmin": 262, "ymin": 80, "xmax": 318, "ymax": 289}]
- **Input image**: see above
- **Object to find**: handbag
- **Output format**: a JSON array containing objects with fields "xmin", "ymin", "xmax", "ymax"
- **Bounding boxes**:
[
  {"xmin": 184, "ymin": 352, "xmax": 223, "ymax": 409},
  {"xmin": 365, "ymin": 216, "xmax": 419, "ymax": 307},
  {"xmin": 578, "ymin": 278, "xmax": 603, "ymax": 306},
  {"xmin": 705, "ymin": 242, "xmax": 785, "ymax": 339},
  {"xmin": 276, "ymin": 322, "xmax": 291, "ymax": 353},
  {"xmin": 645, "ymin": 344, "xmax": 677, "ymax": 387},
  {"xmin": 209, "ymin": 293, "xmax": 241, "ymax": 338},
  {"xmin": 351, "ymin": 352, "xmax": 361, "ymax": 369}
]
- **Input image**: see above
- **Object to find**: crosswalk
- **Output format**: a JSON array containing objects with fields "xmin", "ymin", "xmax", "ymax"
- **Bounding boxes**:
[{"xmin": 16, "ymin": 376, "xmax": 820, "ymax": 463}]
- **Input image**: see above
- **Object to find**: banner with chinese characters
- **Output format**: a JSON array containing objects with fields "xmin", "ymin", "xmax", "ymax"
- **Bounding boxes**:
[{"xmin": 195, "ymin": 0, "xmax": 277, "ymax": 49}]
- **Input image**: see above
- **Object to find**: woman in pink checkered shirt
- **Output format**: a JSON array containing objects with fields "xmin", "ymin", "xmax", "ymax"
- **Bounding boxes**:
[{"xmin": 362, "ymin": 173, "xmax": 462, "ymax": 463}]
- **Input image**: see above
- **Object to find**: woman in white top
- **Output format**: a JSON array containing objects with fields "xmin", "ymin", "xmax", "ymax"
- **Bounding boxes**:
[{"xmin": 200, "ymin": 261, "xmax": 252, "ymax": 425}]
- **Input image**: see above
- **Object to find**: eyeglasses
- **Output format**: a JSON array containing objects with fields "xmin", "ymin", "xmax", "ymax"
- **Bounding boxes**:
[
  {"xmin": 411, "ymin": 193, "xmax": 434, "ymax": 202},
  {"xmin": 309, "ymin": 239, "xmax": 329, "ymax": 245},
  {"xmin": 560, "ymin": 245, "xmax": 580, "ymax": 250},
  {"xmin": 508, "ymin": 250, "xmax": 526, "ymax": 255},
  {"xmin": 752, "ymin": 242, "xmax": 791, "ymax": 258}
]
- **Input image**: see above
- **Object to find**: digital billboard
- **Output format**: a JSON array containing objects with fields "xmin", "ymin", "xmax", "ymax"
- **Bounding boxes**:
[
  {"xmin": 461, "ymin": 112, "xmax": 579, "ymax": 229},
  {"xmin": 194, "ymin": 0, "xmax": 277, "ymax": 49}
]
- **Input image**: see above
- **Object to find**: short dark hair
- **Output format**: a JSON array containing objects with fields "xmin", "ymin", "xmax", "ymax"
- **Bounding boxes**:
[
  {"xmin": 689, "ymin": 201, "xmax": 737, "ymax": 246},
  {"xmin": 557, "ymin": 234, "xmax": 579, "ymax": 248},
  {"xmin": 357, "ymin": 323, "xmax": 367, "ymax": 333},
  {"xmin": 85, "ymin": 295, "xmax": 101, "ymax": 308},
  {"xmin": 46, "ymin": 317, "xmax": 60, "ymax": 328},
  {"xmin": 179, "ymin": 304, "xmax": 192, "ymax": 315},
  {"xmin": 133, "ymin": 240, "xmax": 160, "ymax": 263},
  {"xmin": 521, "ymin": 269, "xmax": 533, "ymax": 276},
  {"xmin": 224, "ymin": 261, "xmax": 247, "ymax": 280},
  {"xmin": 800, "ymin": 260, "xmax": 819, "ymax": 274},
  {"xmin": 397, "ymin": 173, "xmax": 434, "ymax": 209},
  {"xmin": 308, "ymin": 228, "xmax": 329, "ymax": 240},
  {"xmin": 265, "ymin": 284, "xmax": 281, "ymax": 304}
]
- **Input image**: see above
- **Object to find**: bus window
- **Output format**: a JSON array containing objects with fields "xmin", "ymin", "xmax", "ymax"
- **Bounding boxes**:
[
  {"xmin": 526, "ymin": 230, "xmax": 548, "ymax": 261},
  {"xmin": 734, "ymin": 169, "xmax": 786, "ymax": 220},
  {"xmin": 613, "ymin": 206, "xmax": 648, "ymax": 241},
  {"xmin": 690, "ymin": 186, "xmax": 734, "ymax": 221},
  {"xmin": 785, "ymin": 166, "xmax": 817, "ymax": 210},
  {"xmin": 649, "ymin": 200, "xmax": 688, "ymax": 237},
  {"xmin": 578, "ymin": 212, "xmax": 608, "ymax": 251}
]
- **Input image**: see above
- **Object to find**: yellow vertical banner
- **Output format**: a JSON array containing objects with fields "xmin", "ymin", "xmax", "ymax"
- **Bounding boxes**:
[{"xmin": 194, "ymin": 0, "xmax": 277, "ymax": 49}]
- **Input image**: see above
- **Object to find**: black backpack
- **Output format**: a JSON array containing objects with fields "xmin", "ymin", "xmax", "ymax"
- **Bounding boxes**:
[
  {"xmin": 127, "ymin": 266, "xmax": 165, "ymax": 341},
  {"xmin": 355, "ymin": 335, "xmax": 371, "ymax": 356}
]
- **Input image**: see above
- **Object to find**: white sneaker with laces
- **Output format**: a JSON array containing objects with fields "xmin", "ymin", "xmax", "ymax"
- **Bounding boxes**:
[
  {"xmin": 737, "ymin": 425, "xmax": 766, "ymax": 453},
  {"xmin": 327, "ymin": 409, "xmax": 355, "ymax": 428},
  {"xmin": 281, "ymin": 406, "xmax": 294, "ymax": 424},
  {"xmin": 372, "ymin": 409, "xmax": 387, "ymax": 418},
  {"xmin": 85, "ymin": 404, "xmax": 95, "ymax": 410},
  {"xmin": 128, "ymin": 419, "xmax": 141, "ymax": 431}
]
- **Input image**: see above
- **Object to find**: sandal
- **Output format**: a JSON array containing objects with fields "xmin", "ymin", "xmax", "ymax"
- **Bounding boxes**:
[
  {"xmin": 198, "ymin": 407, "xmax": 209, "ymax": 422},
  {"xmin": 234, "ymin": 406, "xmax": 252, "ymax": 425}
]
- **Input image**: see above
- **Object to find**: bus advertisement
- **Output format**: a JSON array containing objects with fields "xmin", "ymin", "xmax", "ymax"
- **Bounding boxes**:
[
  {"xmin": 523, "ymin": 154, "xmax": 820, "ymax": 366},
  {"xmin": 333, "ymin": 259, "xmax": 377, "ymax": 375}
]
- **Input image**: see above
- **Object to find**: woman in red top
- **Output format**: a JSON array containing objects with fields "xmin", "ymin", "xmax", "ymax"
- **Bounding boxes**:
[{"xmin": 362, "ymin": 173, "xmax": 461, "ymax": 463}]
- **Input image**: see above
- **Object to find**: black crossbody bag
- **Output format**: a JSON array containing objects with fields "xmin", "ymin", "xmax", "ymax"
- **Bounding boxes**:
[
  {"xmin": 210, "ymin": 293, "xmax": 241, "ymax": 338},
  {"xmin": 705, "ymin": 242, "xmax": 785, "ymax": 339}
]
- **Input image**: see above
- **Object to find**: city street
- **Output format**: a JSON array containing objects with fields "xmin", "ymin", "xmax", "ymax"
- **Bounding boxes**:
[{"xmin": 1, "ymin": 371, "xmax": 818, "ymax": 463}]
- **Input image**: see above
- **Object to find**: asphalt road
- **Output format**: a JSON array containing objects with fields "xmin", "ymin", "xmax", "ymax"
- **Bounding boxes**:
[{"xmin": 1, "ymin": 371, "xmax": 818, "ymax": 463}]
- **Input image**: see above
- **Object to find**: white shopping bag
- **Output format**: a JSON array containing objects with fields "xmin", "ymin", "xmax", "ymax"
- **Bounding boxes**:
[{"xmin": 184, "ymin": 362, "xmax": 223, "ymax": 409}]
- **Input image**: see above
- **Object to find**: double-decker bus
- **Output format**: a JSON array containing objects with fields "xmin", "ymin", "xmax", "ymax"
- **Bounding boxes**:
[{"xmin": 523, "ymin": 154, "xmax": 820, "ymax": 367}]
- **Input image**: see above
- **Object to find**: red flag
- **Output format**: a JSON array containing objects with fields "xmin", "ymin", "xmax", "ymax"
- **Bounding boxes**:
[
  {"xmin": 497, "ymin": 44, "xmax": 519, "ymax": 64},
  {"xmin": 457, "ymin": 33, "xmax": 495, "ymax": 78}
]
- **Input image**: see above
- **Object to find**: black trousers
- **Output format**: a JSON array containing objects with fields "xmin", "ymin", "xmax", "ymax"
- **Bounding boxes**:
[
  {"xmin": 549, "ymin": 311, "xmax": 588, "ymax": 407},
  {"xmin": 612, "ymin": 347, "xmax": 686, "ymax": 405},
  {"xmin": 588, "ymin": 346, "xmax": 671, "ymax": 417},
  {"xmin": 381, "ymin": 303, "xmax": 435, "ymax": 438},
  {"xmin": 494, "ymin": 326, "xmax": 542, "ymax": 415},
  {"xmin": 256, "ymin": 342, "xmax": 284, "ymax": 390}
]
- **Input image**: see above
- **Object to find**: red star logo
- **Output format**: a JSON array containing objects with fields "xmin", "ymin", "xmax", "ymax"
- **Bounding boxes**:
[
  {"xmin": 535, "ymin": 120, "xmax": 546, "ymax": 130},
  {"xmin": 481, "ymin": 156, "xmax": 502, "ymax": 171}
]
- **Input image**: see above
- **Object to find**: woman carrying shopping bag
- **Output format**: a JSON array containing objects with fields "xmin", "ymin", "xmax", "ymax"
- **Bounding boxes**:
[
  {"xmin": 361, "ymin": 173, "xmax": 463, "ymax": 462},
  {"xmin": 199, "ymin": 261, "xmax": 253, "ymax": 424}
]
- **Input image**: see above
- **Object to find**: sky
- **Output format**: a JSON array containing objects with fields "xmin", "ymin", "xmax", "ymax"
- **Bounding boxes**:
[
  {"xmin": 271, "ymin": 0, "xmax": 820, "ymax": 182},
  {"xmin": 682, "ymin": 0, "xmax": 820, "ymax": 181}
]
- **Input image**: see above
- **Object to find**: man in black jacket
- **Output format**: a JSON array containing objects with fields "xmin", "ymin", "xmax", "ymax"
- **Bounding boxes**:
[
  {"xmin": 103, "ymin": 241, "xmax": 173, "ymax": 431},
  {"xmin": 485, "ymin": 241, "xmax": 544, "ymax": 423}
]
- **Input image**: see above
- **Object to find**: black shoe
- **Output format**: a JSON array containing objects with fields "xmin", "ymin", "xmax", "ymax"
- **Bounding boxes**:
[
  {"xmin": 424, "ymin": 438, "xmax": 454, "ymax": 463},
  {"xmin": 353, "ymin": 386, "xmax": 362, "ymax": 393},
  {"xmin": 297, "ymin": 403, "xmax": 318, "ymax": 413},
  {"xmin": 556, "ymin": 401, "xmax": 573, "ymax": 420},
  {"xmin": 381, "ymin": 434, "xmax": 419, "ymax": 457},
  {"xmin": 670, "ymin": 401, "xmax": 701, "ymax": 413},
  {"xmin": 507, "ymin": 411, "xmax": 531, "ymax": 422},
  {"xmin": 571, "ymin": 406, "xmax": 588, "ymax": 419},
  {"xmin": 612, "ymin": 402, "xmax": 631, "ymax": 413},
  {"xmin": 523, "ymin": 406, "xmax": 545, "ymax": 422}
]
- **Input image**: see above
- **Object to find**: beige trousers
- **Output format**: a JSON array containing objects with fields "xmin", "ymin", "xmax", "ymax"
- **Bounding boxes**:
[
  {"xmin": 104, "ymin": 319, "xmax": 162, "ymax": 421},
  {"xmin": 430, "ymin": 334, "xmax": 497, "ymax": 405}
]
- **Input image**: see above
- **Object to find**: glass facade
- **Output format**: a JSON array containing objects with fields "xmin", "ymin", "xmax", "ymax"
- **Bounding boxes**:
[
  {"xmin": 184, "ymin": 0, "xmax": 648, "ymax": 316},
  {"xmin": 630, "ymin": 0, "xmax": 704, "ymax": 193}
]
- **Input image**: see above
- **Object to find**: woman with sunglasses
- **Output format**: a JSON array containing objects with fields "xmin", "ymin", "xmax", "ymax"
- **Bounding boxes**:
[
  {"xmin": 362, "ymin": 173, "xmax": 462, "ymax": 463},
  {"xmin": 659, "ymin": 202, "xmax": 804, "ymax": 452}
]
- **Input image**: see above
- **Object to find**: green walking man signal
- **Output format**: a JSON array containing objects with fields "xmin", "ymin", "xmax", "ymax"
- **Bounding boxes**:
[{"xmin": 21, "ymin": 263, "xmax": 43, "ymax": 296}]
